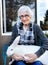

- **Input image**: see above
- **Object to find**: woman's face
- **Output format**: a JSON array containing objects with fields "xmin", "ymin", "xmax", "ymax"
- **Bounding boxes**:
[{"xmin": 20, "ymin": 12, "xmax": 31, "ymax": 25}]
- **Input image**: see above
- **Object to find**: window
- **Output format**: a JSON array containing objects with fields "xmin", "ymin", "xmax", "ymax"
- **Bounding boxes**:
[
  {"xmin": 37, "ymin": 0, "xmax": 48, "ymax": 34},
  {"xmin": 1, "ymin": 0, "xmax": 36, "ymax": 35}
]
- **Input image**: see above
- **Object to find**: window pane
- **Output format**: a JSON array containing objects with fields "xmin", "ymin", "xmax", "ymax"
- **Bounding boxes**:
[
  {"xmin": 37, "ymin": 0, "xmax": 48, "ymax": 33},
  {"xmin": 40, "ymin": 10, "xmax": 48, "ymax": 30},
  {"xmin": 2, "ymin": 0, "xmax": 36, "ymax": 33}
]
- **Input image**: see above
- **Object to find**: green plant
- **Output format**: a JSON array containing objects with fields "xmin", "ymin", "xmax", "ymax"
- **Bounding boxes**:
[{"xmin": 45, "ymin": 34, "xmax": 48, "ymax": 37}]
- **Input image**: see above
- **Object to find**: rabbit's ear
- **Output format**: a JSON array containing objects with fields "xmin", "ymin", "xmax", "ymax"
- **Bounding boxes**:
[
  {"xmin": 9, "ymin": 36, "xmax": 20, "ymax": 48},
  {"xmin": 10, "ymin": 36, "xmax": 20, "ymax": 48},
  {"xmin": 13, "ymin": 36, "xmax": 20, "ymax": 45}
]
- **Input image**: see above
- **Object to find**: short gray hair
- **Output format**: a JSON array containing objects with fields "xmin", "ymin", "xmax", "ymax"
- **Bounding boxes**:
[{"xmin": 18, "ymin": 5, "xmax": 32, "ymax": 17}]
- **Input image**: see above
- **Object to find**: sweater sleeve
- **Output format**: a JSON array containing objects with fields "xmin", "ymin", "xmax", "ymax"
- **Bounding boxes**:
[
  {"xmin": 9, "ymin": 24, "xmax": 18, "ymax": 45},
  {"xmin": 35, "ymin": 24, "xmax": 48, "ymax": 57}
]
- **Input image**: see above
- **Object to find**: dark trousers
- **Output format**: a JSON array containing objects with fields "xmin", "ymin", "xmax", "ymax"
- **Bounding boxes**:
[{"xmin": 11, "ymin": 60, "xmax": 43, "ymax": 65}]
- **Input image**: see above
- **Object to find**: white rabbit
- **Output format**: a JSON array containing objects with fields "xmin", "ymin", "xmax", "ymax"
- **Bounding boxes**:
[{"xmin": 6, "ymin": 36, "xmax": 20, "ymax": 57}]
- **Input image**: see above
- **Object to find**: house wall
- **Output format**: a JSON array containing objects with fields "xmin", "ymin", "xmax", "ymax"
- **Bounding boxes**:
[{"xmin": 0, "ymin": 1, "xmax": 11, "ymax": 64}]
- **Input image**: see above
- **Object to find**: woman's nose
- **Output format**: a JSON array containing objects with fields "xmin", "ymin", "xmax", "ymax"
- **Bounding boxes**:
[{"xmin": 23, "ymin": 17, "xmax": 26, "ymax": 20}]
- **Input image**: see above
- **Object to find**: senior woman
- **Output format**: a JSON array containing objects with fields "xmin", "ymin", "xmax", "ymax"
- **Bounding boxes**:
[{"xmin": 9, "ymin": 5, "xmax": 48, "ymax": 65}]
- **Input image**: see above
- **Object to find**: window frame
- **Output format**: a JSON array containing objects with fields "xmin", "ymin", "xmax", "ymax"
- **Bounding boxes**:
[
  {"xmin": 1, "ymin": 0, "xmax": 12, "ymax": 36},
  {"xmin": 37, "ymin": 0, "xmax": 48, "ymax": 34},
  {"xmin": 1, "ymin": 0, "xmax": 36, "ymax": 36}
]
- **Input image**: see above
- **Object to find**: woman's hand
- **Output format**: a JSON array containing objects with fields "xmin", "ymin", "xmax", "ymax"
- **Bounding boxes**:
[
  {"xmin": 12, "ymin": 54, "xmax": 24, "ymax": 61},
  {"xmin": 24, "ymin": 54, "xmax": 38, "ymax": 63}
]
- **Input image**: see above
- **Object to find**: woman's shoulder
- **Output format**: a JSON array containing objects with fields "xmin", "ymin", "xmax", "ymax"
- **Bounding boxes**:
[
  {"xmin": 12, "ymin": 21, "xmax": 20, "ymax": 28},
  {"xmin": 33, "ymin": 23, "xmax": 39, "ymax": 27},
  {"xmin": 33, "ymin": 23, "xmax": 40, "ymax": 29},
  {"xmin": 12, "ymin": 23, "xmax": 18, "ymax": 32},
  {"xmin": 12, "ymin": 23, "xmax": 17, "ymax": 29},
  {"xmin": 33, "ymin": 23, "xmax": 41, "ymax": 32}
]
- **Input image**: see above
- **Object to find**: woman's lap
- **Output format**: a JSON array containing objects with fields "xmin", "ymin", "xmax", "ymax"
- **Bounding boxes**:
[
  {"xmin": 11, "ymin": 60, "xmax": 43, "ymax": 65},
  {"xmin": 31, "ymin": 61, "xmax": 43, "ymax": 65},
  {"xmin": 11, "ymin": 60, "xmax": 26, "ymax": 65}
]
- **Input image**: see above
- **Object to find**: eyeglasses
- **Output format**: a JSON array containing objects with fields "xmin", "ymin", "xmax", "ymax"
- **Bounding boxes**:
[{"xmin": 19, "ymin": 14, "xmax": 29, "ymax": 19}]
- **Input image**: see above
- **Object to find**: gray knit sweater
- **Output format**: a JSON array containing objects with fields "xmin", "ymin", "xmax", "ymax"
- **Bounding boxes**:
[{"xmin": 10, "ymin": 23, "xmax": 48, "ymax": 57}]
